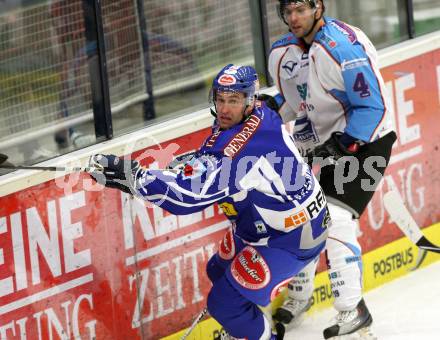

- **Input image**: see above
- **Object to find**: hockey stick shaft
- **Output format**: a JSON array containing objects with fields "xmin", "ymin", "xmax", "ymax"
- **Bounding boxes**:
[
  {"xmin": 0, "ymin": 164, "xmax": 116, "ymax": 175},
  {"xmin": 0, "ymin": 152, "xmax": 178, "ymax": 175},
  {"xmin": 180, "ymin": 308, "xmax": 208, "ymax": 340},
  {"xmin": 1, "ymin": 164, "xmax": 86, "ymax": 172},
  {"xmin": 383, "ymin": 190, "xmax": 440, "ymax": 254},
  {"xmin": 0, "ymin": 153, "xmax": 94, "ymax": 173}
]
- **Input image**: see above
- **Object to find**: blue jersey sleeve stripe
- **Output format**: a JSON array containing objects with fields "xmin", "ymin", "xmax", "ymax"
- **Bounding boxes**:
[
  {"xmin": 359, "ymin": 42, "xmax": 386, "ymax": 141},
  {"xmin": 333, "ymin": 40, "xmax": 386, "ymax": 141},
  {"xmin": 364, "ymin": 55, "xmax": 387, "ymax": 141}
]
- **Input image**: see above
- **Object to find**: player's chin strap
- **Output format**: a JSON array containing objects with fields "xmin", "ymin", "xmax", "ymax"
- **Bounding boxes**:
[{"xmin": 302, "ymin": 6, "xmax": 324, "ymax": 40}]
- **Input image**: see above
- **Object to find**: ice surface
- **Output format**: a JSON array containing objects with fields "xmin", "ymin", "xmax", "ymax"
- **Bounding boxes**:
[{"xmin": 284, "ymin": 261, "xmax": 440, "ymax": 339}]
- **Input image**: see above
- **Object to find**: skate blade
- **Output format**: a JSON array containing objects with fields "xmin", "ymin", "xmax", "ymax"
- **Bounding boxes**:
[{"xmin": 331, "ymin": 327, "xmax": 377, "ymax": 340}]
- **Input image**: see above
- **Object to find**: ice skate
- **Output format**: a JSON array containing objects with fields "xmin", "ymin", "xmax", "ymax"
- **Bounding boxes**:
[
  {"xmin": 272, "ymin": 297, "xmax": 312, "ymax": 329},
  {"xmin": 323, "ymin": 299, "xmax": 376, "ymax": 339}
]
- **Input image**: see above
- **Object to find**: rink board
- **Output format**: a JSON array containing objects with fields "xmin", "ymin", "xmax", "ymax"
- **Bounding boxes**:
[{"xmin": 0, "ymin": 33, "xmax": 440, "ymax": 340}]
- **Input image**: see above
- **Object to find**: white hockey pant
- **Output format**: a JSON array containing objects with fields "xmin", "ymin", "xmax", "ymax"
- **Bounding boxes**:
[{"xmin": 289, "ymin": 202, "xmax": 363, "ymax": 311}]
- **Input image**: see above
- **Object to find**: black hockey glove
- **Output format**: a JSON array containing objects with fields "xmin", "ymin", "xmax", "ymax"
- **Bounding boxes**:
[
  {"xmin": 257, "ymin": 94, "xmax": 280, "ymax": 112},
  {"xmin": 88, "ymin": 154, "xmax": 140, "ymax": 194},
  {"xmin": 308, "ymin": 132, "xmax": 360, "ymax": 165}
]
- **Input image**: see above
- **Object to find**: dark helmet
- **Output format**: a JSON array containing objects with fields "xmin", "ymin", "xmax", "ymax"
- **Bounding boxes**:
[
  {"xmin": 277, "ymin": 0, "xmax": 325, "ymax": 25},
  {"xmin": 279, "ymin": 0, "xmax": 319, "ymax": 7},
  {"xmin": 210, "ymin": 64, "xmax": 259, "ymax": 106}
]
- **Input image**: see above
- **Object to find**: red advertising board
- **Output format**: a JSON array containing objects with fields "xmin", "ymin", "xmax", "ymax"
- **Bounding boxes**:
[
  {"xmin": 360, "ymin": 50, "xmax": 440, "ymax": 250},
  {"xmin": 0, "ymin": 49, "xmax": 439, "ymax": 339}
]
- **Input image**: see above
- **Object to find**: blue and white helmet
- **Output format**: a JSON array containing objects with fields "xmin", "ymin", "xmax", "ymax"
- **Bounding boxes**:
[{"xmin": 210, "ymin": 64, "xmax": 259, "ymax": 107}]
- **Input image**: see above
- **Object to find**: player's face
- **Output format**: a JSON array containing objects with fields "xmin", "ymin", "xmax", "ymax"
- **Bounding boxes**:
[
  {"xmin": 215, "ymin": 91, "xmax": 247, "ymax": 129},
  {"xmin": 283, "ymin": 3, "xmax": 317, "ymax": 39}
]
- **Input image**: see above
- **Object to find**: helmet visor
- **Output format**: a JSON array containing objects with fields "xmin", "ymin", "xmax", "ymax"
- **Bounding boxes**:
[
  {"xmin": 280, "ymin": 2, "xmax": 317, "ymax": 22},
  {"xmin": 209, "ymin": 89, "xmax": 248, "ymax": 109}
]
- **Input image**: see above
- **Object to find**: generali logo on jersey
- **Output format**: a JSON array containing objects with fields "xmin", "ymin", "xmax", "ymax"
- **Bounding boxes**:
[{"xmin": 223, "ymin": 115, "xmax": 261, "ymax": 157}]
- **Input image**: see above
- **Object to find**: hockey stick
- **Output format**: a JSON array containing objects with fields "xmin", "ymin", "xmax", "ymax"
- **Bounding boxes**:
[
  {"xmin": 0, "ymin": 163, "xmax": 110, "ymax": 173},
  {"xmin": 180, "ymin": 308, "xmax": 208, "ymax": 340},
  {"xmin": 0, "ymin": 152, "xmax": 113, "ymax": 174},
  {"xmin": 0, "ymin": 153, "xmax": 180, "ymax": 176},
  {"xmin": 383, "ymin": 190, "xmax": 440, "ymax": 269}
]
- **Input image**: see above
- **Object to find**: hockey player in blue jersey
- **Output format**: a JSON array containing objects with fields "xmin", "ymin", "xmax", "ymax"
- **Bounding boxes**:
[
  {"xmin": 267, "ymin": 1, "xmax": 397, "ymax": 338},
  {"xmin": 88, "ymin": 64, "xmax": 330, "ymax": 340}
]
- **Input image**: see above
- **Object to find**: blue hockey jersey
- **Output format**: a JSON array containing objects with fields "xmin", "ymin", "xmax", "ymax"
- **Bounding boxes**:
[{"xmin": 135, "ymin": 103, "xmax": 329, "ymax": 258}]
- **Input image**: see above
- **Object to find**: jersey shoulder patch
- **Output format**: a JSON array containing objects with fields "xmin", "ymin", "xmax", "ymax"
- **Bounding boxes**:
[
  {"xmin": 271, "ymin": 32, "xmax": 302, "ymax": 51},
  {"xmin": 325, "ymin": 18, "xmax": 358, "ymax": 45},
  {"xmin": 315, "ymin": 19, "xmax": 366, "ymax": 65}
]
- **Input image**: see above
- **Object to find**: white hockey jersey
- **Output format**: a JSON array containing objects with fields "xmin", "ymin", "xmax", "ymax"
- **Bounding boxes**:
[{"xmin": 268, "ymin": 17, "xmax": 393, "ymax": 156}]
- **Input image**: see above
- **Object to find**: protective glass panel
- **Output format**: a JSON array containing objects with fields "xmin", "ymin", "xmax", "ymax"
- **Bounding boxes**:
[
  {"xmin": 109, "ymin": 0, "xmax": 257, "ymax": 136},
  {"xmin": 413, "ymin": 0, "xmax": 440, "ymax": 36},
  {"xmin": 100, "ymin": 0, "xmax": 149, "ymax": 133},
  {"xmin": 0, "ymin": 0, "xmax": 97, "ymax": 168}
]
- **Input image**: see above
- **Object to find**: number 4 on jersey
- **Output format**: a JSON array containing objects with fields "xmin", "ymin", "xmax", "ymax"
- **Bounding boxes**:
[{"xmin": 353, "ymin": 72, "xmax": 371, "ymax": 98}]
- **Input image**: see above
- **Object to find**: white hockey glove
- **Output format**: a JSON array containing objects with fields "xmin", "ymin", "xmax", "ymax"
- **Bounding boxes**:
[{"xmin": 88, "ymin": 154, "xmax": 141, "ymax": 194}]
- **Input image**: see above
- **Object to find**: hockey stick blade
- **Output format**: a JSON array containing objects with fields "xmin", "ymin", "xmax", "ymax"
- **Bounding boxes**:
[
  {"xmin": 409, "ymin": 249, "xmax": 427, "ymax": 271},
  {"xmin": 416, "ymin": 236, "xmax": 440, "ymax": 254},
  {"xmin": 383, "ymin": 190, "xmax": 440, "ymax": 253},
  {"xmin": 0, "ymin": 153, "xmax": 7, "ymax": 165}
]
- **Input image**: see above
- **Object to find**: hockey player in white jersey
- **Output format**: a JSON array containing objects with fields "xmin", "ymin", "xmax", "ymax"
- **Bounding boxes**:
[
  {"xmin": 267, "ymin": 1, "xmax": 397, "ymax": 338},
  {"xmin": 87, "ymin": 64, "xmax": 330, "ymax": 340}
]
